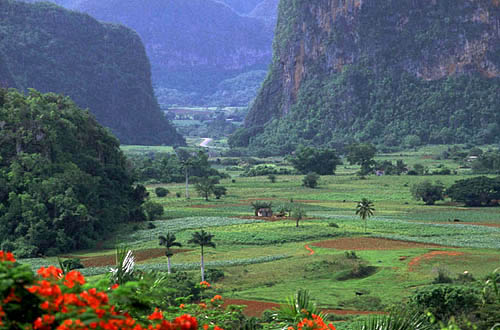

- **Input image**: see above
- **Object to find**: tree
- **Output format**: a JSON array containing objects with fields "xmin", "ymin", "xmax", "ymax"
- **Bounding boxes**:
[
  {"xmin": 143, "ymin": 201, "xmax": 164, "ymax": 221},
  {"xmin": 303, "ymin": 172, "xmax": 320, "ymax": 188},
  {"xmin": 194, "ymin": 176, "xmax": 220, "ymax": 201},
  {"xmin": 159, "ymin": 233, "xmax": 182, "ymax": 274},
  {"xmin": 347, "ymin": 143, "xmax": 377, "ymax": 176},
  {"xmin": 289, "ymin": 146, "xmax": 342, "ymax": 175},
  {"xmin": 410, "ymin": 181, "xmax": 445, "ymax": 205},
  {"xmin": 291, "ymin": 205, "xmax": 306, "ymax": 227},
  {"xmin": 188, "ymin": 230, "xmax": 216, "ymax": 282},
  {"xmin": 155, "ymin": 187, "xmax": 169, "ymax": 197},
  {"xmin": 447, "ymin": 176, "xmax": 500, "ymax": 206},
  {"xmin": 356, "ymin": 198, "xmax": 375, "ymax": 233}
]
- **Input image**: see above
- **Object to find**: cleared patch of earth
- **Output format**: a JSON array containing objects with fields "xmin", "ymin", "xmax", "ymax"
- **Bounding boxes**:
[
  {"xmin": 408, "ymin": 251, "xmax": 465, "ymax": 272},
  {"xmin": 311, "ymin": 237, "xmax": 446, "ymax": 250},
  {"xmin": 63, "ymin": 248, "xmax": 191, "ymax": 267},
  {"xmin": 223, "ymin": 299, "xmax": 385, "ymax": 317}
]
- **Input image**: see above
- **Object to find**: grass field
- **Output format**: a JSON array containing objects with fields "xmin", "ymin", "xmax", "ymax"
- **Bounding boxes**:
[{"xmin": 18, "ymin": 145, "xmax": 500, "ymax": 325}]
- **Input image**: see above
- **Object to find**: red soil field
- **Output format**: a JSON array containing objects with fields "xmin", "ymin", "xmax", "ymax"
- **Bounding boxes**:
[
  {"xmin": 223, "ymin": 299, "xmax": 386, "ymax": 317},
  {"xmin": 64, "ymin": 248, "xmax": 191, "ymax": 268},
  {"xmin": 311, "ymin": 237, "xmax": 446, "ymax": 250}
]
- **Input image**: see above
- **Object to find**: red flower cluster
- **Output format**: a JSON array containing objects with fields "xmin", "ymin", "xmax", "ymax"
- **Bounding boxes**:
[
  {"xmin": 288, "ymin": 314, "xmax": 336, "ymax": 330},
  {"xmin": 0, "ymin": 251, "xmax": 15, "ymax": 262},
  {"xmin": 199, "ymin": 281, "xmax": 210, "ymax": 289},
  {"xmin": 0, "ymin": 251, "xmax": 229, "ymax": 330}
]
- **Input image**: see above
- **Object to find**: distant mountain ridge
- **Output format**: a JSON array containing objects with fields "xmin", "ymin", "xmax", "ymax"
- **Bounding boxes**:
[
  {"xmin": 1, "ymin": 0, "xmax": 184, "ymax": 145},
  {"xmin": 74, "ymin": 0, "xmax": 276, "ymax": 106}
]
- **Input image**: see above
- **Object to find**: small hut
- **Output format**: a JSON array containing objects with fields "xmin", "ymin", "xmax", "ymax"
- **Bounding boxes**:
[{"xmin": 257, "ymin": 208, "xmax": 273, "ymax": 217}]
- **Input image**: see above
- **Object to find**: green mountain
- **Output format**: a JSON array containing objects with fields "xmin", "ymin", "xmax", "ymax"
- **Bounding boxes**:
[
  {"xmin": 237, "ymin": 0, "xmax": 500, "ymax": 154},
  {"xmin": 0, "ymin": 89, "xmax": 146, "ymax": 256},
  {"xmin": 0, "ymin": 0, "xmax": 184, "ymax": 146},
  {"xmin": 75, "ymin": 0, "xmax": 274, "ymax": 106}
]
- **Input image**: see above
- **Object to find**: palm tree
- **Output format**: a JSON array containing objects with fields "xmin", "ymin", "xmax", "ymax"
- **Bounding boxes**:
[
  {"xmin": 188, "ymin": 230, "xmax": 216, "ymax": 282},
  {"xmin": 180, "ymin": 158, "xmax": 193, "ymax": 199},
  {"xmin": 159, "ymin": 233, "xmax": 182, "ymax": 274},
  {"xmin": 356, "ymin": 198, "xmax": 375, "ymax": 233}
]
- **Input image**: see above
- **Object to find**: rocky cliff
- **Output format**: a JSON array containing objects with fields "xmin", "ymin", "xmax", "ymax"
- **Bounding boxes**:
[
  {"xmin": 75, "ymin": 0, "xmax": 274, "ymax": 104},
  {"xmin": 0, "ymin": 0, "xmax": 184, "ymax": 145},
  {"xmin": 239, "ymin": 0, "xmax": 500, "ymax": 153}
]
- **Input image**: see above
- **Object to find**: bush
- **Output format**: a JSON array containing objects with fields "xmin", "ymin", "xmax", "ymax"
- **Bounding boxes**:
[
  {"xmin": 213, "ymin": 186, "xmax": 227, "ymax": 199},
  {"xmin": 433, "ymin": 269, "xmax": 453, "ymax": 284},
  {"xmin": 155, "ymin": 187, "xmax": 169, "ymax": 197},
  {"xmin": 176, "ymin": 192, "xmax": 181, "ymax": 198},
  {"xmin": 303, "ymin": 172, "xmax": 320, "ymax": 188},
  {"xmin": 328, "ymin": 222, "xmax": 339, "ymax": 228},
  {"xmin": 205, "ymin": 268, "xmax": 225, "ymax": 283},
  {"xmin": 268, "ymin": 174, "xmax": 276, "ymax": 183},
  {"xmin": 410, "ymin": 285, "xmax": 481, "ymax": 321},
  {"xmin": 410, "ymin": 180, "xmax": 445, "ymax": 205},
  {"xmin": 143, "ymin": 200, "xmax": 164, "ymax": 221}
]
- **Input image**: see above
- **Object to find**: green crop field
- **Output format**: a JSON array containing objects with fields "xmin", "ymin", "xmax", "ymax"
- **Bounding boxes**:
[{"xmin": 17, "ymin": 146, "xmax": 500, "ymax": 327}]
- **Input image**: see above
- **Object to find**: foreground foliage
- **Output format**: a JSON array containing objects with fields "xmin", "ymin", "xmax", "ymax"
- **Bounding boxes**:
[{"xmin": 0, "ymin": 251, "xmax": 337, "ymax": 330}]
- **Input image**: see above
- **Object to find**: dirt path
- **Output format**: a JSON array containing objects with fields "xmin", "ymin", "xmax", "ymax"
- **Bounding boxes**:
[
  {"xmin": 311, "ymin": 237, "xmax": 447, "ymax": 251},
  {"xmin": 199, "ymin": 138, "xmax": 213, "ymax": 147},
  {"xmin": 304, "ymin": 245, "xmax": 315, "ymax": 255},
  {"xmin": 408, "ymin": 251, "xmax": 465, "ymax": 272},
  {"xmin": 223, "ymin": 299, "xmax": 386, "ymax": 317}
]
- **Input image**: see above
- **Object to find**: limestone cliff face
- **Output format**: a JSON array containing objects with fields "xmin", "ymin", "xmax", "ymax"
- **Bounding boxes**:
[{"xmin": 245, "ymin": 0, "xmax": 500, "ymax": 135}]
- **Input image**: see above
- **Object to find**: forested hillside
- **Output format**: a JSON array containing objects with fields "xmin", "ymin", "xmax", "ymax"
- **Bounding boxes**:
[
  {"xmin": 75, "ymin": 0, "xmax": 275, "ymax": 106},
  {"xmin": 0, "ymin": 89, "xmax": 146, "ymax": 257},
  {"xmin": 236, "ymin": 0, "xmax": 500, "ymax": 154},
  {"xmin": 0, "ymin": 0, "xmax": 184, "ymax": 145}
]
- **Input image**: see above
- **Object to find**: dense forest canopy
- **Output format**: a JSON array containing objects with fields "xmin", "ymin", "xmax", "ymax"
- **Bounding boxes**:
[
  {"xmin": 0, "ymin": 0, "xmax": 184, "ymax": 145},
  {"xmin": 0, "ymin": 89, "xmax": 146, "ymax": 257}
]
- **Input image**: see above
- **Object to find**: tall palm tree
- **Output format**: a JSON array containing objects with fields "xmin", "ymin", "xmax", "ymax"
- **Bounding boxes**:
[
  {"xmin": 180, "ymin": 158, "xmax": 193, "ymax": 199},
  {"xmin": 356, "ymin": 198, "xmax": 375, "ymax": 233},
  {"xmin": 159, "ymin": 233, "xmax": 182, "ymax": 274},
  {"xmin": 188, "ymin": 230, "xmax": 216, "ymax": 282}
]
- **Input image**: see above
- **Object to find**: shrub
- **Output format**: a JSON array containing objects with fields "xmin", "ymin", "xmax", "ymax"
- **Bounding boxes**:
[
  {"xmin": 433, "ymin": 269, "xmax": 453, "ymax": 284},
  {"xmin": 328, "ymin": 222, "xmax": 339, "ymax": 228},
  {"xmin": 410, "ymin": 285, "xmax": 481, "ymax": 321},
  {"xmin": 205, "ymin": 268, "xmax": 225, "ymax": 283},
  {"xmin": 213, "ymin": 186, "xmax": 227, "ymax": 199},
  {"xmin": 155, "ymin": 187, "xmax": 169, "ymax": 197},
  {"xmin": 410, "ymin": 180, "xmax": 445, "ymax": 205},
  {"xmin": 303, "ymin": 172, "xmax": 320, "ymax": 188},
  {"xmin": 268, "ymin": 174, "xmax": 277, "ymax": 183},
  {"xmin": 344, "ymin": 251, "xmax": 358, "ymax": 259},
  {"xmin": 143, "ymin": 200, "xmax": 164, "ymax": 221}
]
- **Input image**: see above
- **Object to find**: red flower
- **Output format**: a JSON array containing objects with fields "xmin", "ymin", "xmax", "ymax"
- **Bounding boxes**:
[{"xmin": 0, "ymin": 251, "xmax": 16, "ymax": 262}]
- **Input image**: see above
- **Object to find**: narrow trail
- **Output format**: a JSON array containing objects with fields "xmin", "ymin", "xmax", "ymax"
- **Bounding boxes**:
[
  {"xmin": 199, "ymin": 138, "xmax": 213, "ymax": 147},
  {"xmin": 408, "ymin": 250, "xmax": 465, "ymax": 272},
  {"xmin": 304, "ymin": 244, "xmax": 315, "ymax": 255}
]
